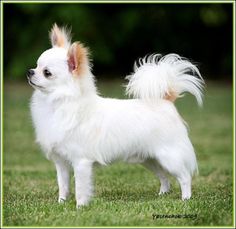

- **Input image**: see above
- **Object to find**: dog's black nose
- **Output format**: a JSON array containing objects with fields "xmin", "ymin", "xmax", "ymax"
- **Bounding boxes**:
[{"xmin": 27, "ymin": 69, "xmax": 35, "ymax": 78}]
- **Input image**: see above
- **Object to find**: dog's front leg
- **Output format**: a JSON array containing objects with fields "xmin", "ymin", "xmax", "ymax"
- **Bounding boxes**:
[
  {"xmin": 73, "ymin": 159, "xmax": 94, "ymax": 208},
  {"xmin": 52, "ymin": 155, "xmax": 70, "ymax": 203}
]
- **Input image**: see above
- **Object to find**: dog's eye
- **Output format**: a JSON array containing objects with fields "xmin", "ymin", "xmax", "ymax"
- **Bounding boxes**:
[{"xmin": 43, "ymin": 69, "xmax": 52, "ymax": 78}]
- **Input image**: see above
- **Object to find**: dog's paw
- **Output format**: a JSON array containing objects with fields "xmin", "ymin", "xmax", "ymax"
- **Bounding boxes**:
[
  {"xmin": 76, "ymin": 197, "xmax": 90, "ymax": 209},
  {"xmin": 158, "ymin": 183, "xmax": 170, "ymax": 195},
  {"xmin": 182, "ymin": 195, "xmax": 191, "ymax": 201},
  {"xmin": 58, "ymin": 197, "xmax": 66, "ymax": 203},
  {"xmin": 158, "ymin": 190, "xmax": 170, "ymax": 195}
]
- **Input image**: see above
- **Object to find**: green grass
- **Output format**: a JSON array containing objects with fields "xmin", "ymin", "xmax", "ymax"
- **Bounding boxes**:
[{"xmin": 2, "ymin": 80, "xmax": 234, "ymax": 227}]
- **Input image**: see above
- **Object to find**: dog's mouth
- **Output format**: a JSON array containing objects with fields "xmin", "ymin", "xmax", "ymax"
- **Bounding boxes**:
[{"xmin": 28, "ymin": 78, "xmax": 44, "ymax": 89}]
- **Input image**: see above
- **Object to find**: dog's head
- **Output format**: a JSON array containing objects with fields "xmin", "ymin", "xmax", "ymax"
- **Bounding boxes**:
[{"xmin": 27, "ymin": 24, "xmax": 90, "ymax": 94}]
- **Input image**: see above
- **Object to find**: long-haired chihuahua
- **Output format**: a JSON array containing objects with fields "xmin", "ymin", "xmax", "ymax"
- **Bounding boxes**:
[{"xmin": 28, "ymin": 24, "xmax": 204, "ymax": 208}]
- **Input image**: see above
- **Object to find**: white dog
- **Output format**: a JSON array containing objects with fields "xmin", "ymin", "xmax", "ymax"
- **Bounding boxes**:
[{"xmin": 28, "ymin": 24, "xmax": 204, "ymax": 208}]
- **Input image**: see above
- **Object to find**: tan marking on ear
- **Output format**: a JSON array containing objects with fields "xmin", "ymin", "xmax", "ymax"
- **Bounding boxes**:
[
  {"xmin": 67, "ymin": 42, "xmax": 89, "ymax": 77},
  {"xmin": 164, "ymin": 90, "xmax": 178, "ymax": 102},
  {"xmin": 50, "ymin": 23, "xmax": 70, "ymax": 48}
]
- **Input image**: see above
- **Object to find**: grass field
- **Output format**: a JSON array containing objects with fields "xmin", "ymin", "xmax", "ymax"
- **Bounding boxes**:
[{"xmin": 2, "ymin": 80, "xmax": 234, "ymax": 227}]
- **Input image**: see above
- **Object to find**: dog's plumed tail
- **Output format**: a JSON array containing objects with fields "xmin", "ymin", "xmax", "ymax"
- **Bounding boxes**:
[{"xmin": 126, "ymin": 54, "xmax": 204, "ymax": 106}]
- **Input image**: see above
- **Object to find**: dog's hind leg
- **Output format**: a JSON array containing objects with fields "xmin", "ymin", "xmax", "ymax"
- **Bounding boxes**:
[
  {"xmin": 176, "ymin": 173, "xmax": 192, "ymax": 200},
  {"xmin": 154, "ymin": 145, "xmax": 196, "ymax": 200},
  {"xmin": 142, "ymin": 159, "xmax": 170, "ymax": 195}
]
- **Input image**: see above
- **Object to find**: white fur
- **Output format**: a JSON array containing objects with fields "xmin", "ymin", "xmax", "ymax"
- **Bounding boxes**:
[
  {"xmin": 29, "ymin": 30, "xmax": 204, "ymax": 208},
  {"xmin": 126, "ymin": 54, "xmax": 204, "ymax": 106}
]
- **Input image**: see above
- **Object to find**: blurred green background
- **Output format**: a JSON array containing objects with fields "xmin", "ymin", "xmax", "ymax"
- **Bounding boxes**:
[{"xmin": 3, "ymin": 3, "xmax": 233, "ymax": 81}]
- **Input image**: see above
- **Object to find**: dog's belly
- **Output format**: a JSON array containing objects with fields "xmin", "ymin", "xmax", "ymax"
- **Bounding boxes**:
[{"xmin": 124, "ymin": 155, "xmax": 146, "ymax": 163}]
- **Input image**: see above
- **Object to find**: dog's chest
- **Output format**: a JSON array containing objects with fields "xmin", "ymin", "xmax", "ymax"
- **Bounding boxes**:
[{"xmin": 31, "ymin": 95, "xmax": 69, "ymax": 154}]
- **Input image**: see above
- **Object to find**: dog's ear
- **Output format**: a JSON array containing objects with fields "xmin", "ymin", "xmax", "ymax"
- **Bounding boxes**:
[
  {"xmin": 50, "ymin": 23, "xmax": 71, "ymax": 48},
  {"xmin": 67, "ymin": 42, "xmax": 89, "ymax": 76}
]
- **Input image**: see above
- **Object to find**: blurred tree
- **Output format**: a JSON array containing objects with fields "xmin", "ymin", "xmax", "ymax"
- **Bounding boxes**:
[{"xmin": 3, "ymin": 3, "xmax": 233, "ymax": 80}]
